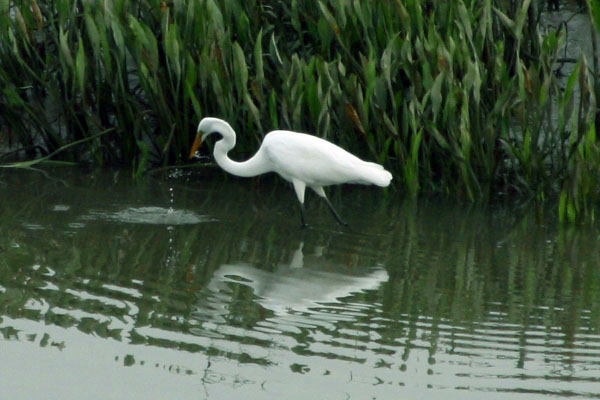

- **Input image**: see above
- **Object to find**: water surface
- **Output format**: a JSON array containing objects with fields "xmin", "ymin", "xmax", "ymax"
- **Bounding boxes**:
[{"xmin": 1, "ymin": 167, "xmax": 599, "ymax": 399}]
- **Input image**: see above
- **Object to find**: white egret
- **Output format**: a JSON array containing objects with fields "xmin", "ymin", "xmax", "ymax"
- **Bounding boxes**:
[{"xmin": 189, "ymin": 117, "xmax": 392, "ymax": 227}]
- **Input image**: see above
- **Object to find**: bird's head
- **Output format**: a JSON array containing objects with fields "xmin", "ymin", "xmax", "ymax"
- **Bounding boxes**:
[{"xmin": 189, "ymin": 117, "xmax": 233, "ymax": 159}]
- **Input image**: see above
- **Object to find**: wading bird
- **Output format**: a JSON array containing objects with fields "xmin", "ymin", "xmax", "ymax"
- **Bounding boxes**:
[{"xmin": 189, "ymin": 117, "xmax": 392, "ymax": 227}]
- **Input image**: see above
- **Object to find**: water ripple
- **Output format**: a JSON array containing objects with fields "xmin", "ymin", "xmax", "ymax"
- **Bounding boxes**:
[{"xmin": 82, "ymin": 206, "xmax": 214, "ymax": 225}]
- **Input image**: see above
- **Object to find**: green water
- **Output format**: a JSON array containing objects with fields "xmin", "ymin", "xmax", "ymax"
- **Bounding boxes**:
[{"xmin": 1, "ymin": 167, "xmax": 599, "ymax": 399}]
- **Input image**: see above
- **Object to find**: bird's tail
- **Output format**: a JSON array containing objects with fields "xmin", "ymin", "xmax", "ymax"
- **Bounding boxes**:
[{"xmin": 361, "ymin": 162, "xmax": 393, "ymax": 187}]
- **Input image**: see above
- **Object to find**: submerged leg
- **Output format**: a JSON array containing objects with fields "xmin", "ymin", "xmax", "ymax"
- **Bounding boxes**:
[
  {"xmin": 292, "ymin": 179, "xmax": 309, "ymax": 228},
  {"xmin": 312, "ymin": 187, "xmax": 348, "ymax": 227}
]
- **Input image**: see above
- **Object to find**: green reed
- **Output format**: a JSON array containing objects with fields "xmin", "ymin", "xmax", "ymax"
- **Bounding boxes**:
[{"xmin": 0, "ymin": 0, "xmax": 598, "ymax": 220}]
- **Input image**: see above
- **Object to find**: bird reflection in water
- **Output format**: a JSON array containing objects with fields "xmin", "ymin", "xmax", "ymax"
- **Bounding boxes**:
[{"xmin": 190, "ymin": 241, "xmax": 388, "ymax": 336}]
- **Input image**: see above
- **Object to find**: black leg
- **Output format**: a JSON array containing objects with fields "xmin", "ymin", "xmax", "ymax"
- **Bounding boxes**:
[
  {"xmin": 299, "ymin": 202, "xmax": 308, "ymax": 228},
  {"xmin": 322, "ymin": 196, "xmax": 348, "ymax": 226}
]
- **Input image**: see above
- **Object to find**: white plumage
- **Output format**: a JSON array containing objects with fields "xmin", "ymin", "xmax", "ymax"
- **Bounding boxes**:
[{"xmin": 189, "ymin": 117, "xmax": 392, "ymax": 226}]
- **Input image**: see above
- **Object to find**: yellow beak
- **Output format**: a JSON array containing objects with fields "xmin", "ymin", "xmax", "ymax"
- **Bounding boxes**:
[{"xmin": 189, "ymin": 131, "xmax": 204, "ymax": 159}]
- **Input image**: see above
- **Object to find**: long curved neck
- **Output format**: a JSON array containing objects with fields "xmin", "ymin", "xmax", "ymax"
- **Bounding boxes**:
[{"xmin": 212, "ymin": 125, "xmax": 271, "ymax": 178}]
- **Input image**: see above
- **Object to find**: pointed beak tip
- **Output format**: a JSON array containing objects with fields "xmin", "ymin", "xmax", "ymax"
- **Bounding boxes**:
[{"xmin": 188, "ymin": 132, "xmax": 204, "ymax": 159}]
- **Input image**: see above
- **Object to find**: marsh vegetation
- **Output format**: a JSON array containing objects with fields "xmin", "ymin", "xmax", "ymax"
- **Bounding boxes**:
[{"xmin": 0, "ymin": 0, "xmax": 599, "ymax": 221}]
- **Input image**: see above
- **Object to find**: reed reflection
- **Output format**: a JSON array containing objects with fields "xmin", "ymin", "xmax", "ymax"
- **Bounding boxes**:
[{"xmin": 1, "ymin": 168, "xmax": 600, "ymax": 399}]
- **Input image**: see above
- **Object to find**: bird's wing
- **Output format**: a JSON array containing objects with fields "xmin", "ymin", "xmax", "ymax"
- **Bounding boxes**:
[{"xmin": 261, "ymin": 131, "xmax": 384, "ymax": 186}]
